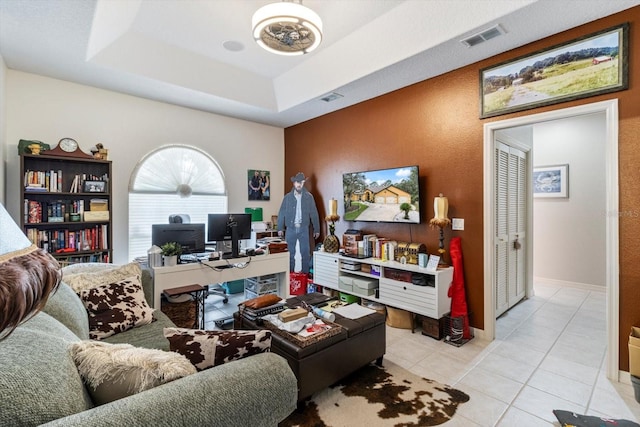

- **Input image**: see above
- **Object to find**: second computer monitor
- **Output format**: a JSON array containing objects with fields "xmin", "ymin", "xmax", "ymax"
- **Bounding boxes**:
[
  {"xmin": 207, "ymin": 213, "xmax": 252, "ymax": 258},
  {"xmin": 151, "ymin": 223, "xmax": 205, "ymax": 254}
]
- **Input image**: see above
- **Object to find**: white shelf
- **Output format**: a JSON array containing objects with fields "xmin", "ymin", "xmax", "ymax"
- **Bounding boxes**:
[{"xmin": 313, "ymin": 251, "xmax": 453, "ymax": 320}]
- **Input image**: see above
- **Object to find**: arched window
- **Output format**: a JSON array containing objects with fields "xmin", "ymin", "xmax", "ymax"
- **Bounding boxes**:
[{"xmin": 128, "ymin": 145, "xmax": 227, "ymax": 259}]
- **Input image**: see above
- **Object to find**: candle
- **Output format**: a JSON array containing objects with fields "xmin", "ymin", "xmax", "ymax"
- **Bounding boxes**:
[
  {"xmin": 329, "ymin": 198, "xmax": 338, "ymax": 216},
  {"xmin": 433, "ymin": 193, "xmax": 449, "ymax": 220}
]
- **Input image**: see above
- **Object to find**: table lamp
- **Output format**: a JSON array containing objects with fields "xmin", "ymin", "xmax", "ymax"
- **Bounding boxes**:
[{"xmin": 429, "ymin": 193, "xmax": 451, "ymax": 266}]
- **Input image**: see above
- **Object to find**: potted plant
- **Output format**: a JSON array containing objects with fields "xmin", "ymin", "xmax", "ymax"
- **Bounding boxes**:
[{"xmin": 160, "ymin": 242, "xmax": 182, "ymax": 267}]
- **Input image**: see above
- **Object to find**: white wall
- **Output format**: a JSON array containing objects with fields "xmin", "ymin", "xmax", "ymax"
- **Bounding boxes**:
[
  {"xmin": 0, "ymin": 54, "xmax": 6, "ymax": 203},
  {"xmin": 4, "ymin": 71, "xmax": 284, "ymax": 264},
  {"xmin": 533, "ymin": 112, "xmax": 606, "ymax": 287}
]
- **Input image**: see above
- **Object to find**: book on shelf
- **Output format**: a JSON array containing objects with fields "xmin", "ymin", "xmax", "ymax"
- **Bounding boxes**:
[{"xmin": 24, "ymin": 224, "xmax": 109, "ymax": 253}]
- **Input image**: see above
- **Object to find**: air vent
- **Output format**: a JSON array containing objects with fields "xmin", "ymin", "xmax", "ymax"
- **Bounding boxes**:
[
  {"xmin": 460, "ymin": 24, "xmax": 506, "ymax": 47},
  {"xmin": 320, "ymin": 92, "xmax": 343, "ymax": 102}
]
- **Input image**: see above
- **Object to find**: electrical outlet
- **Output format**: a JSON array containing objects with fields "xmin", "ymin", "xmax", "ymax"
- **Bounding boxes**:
[{"xmin": 452, "ymin": 218, "xmax": 464, "ymax": 230}]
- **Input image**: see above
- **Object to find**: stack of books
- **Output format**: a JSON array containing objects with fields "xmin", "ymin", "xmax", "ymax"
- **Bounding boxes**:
[{"xmin": 239, "ymin": 302, "xmax": 286, "ymax": 321}]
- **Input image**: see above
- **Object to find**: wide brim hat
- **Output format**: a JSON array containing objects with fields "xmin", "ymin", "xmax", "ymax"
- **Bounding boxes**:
[
  {"xmin": 0, "ymin": 203, "xmax": 37, "ymax": 263},
  {"xmin": 290, "ymin": 172, "xmax": 307, "ymax": 182}
]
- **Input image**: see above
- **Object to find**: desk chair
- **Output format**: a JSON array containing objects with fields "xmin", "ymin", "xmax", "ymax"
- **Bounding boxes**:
[{"xmin": 207, "ymin": 283, "xmax": 229, "ymax": 304}]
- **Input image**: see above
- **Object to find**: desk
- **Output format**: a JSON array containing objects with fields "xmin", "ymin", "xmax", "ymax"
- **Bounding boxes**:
[{"xmin": 150, "ymin": 252, "xmax": 290, "ymax": 309}]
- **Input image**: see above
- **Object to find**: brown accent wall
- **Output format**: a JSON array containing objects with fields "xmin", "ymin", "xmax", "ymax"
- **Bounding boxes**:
[{"xmin": 285, "ymin": 7, "xmax": 640, "ymax": 371}]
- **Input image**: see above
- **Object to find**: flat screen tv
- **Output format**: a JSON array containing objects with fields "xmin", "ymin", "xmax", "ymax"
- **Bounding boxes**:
[
  {"xmin": 207, "ymin": 213, "xmax": 252, "ymax": 258},
  {"xmin": 151, "ymin": 223, "xmax": 205, "ymax": 254},
  {"xmin": 343, "ymin": 165, "xmax": 420, "ymax": 223}
]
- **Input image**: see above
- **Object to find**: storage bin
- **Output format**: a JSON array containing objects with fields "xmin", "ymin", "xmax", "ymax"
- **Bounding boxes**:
[
  {"xmin": 222, "ymin": 279, "xmax": 244, "ymax": 294},
  {"xmin": 384, "ymin": 268, "xmax": 412, "ymax": 283},
  {"xmin": 341, "ymin": 260, "xmax": 361, "ymax": 271},
  {"xmin": 420, "ymin": 315, "xmax": 446, "ymax": 340},
  {"xmin": 630, "ymin": 326, "xmax": 640, "ymax": 377},
  {"xmin": 244, "ymin": 288, "xmax": 277, "ymax": 300},
  {"xmin": 245, "ymin": 274, "xmax": 278, "ymax": 295},
  {"xmin": 371, "ymin": 265, "xmax": 381, "ymax": 276},
  {"xmin": 386, "ymin": 306, "xmax": 413, "ymax": 329},
  {"xmin": 632, "ymin": 375, "xmax": 640, "ymax": 403},
  {"xmin": 339, "ymin": 292, "xmax": 359, "ymax": 304},
  {"xmin": 161, "ymin": 297, "xmax": 197, "ymax": 329},
  {"xmin": 338, "ymin": 276, "xmax": 354, "ymax": 293},
  {"xmin": 352, "ymin": 277, "xmax": 377, "ymax": 297}
]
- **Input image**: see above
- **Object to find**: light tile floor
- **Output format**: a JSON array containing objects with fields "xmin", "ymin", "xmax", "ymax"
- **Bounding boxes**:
[
  {"xmin": 386, "ymin": 282, "xmax": 640, "ymax": 426},
  {"xmin": 202, "ymin": 282, "xmax": 640, "ymax": 426}
]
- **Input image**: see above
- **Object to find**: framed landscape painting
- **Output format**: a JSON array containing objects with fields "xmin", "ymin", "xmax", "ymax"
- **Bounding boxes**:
[
  {"xmin": 533, "ymin": 164, "xmax": 569, "ymax": 199},
  {"xmin": 480, "ymin": 23, "xmax": 628, "ymax": 118}
]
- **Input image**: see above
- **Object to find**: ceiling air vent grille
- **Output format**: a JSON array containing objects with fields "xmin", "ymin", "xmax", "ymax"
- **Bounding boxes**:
[
  {"xmin": 461, "ymin": 24, "xmax": 506, "ymax": 47},
  {"xmin": 320, "ymin": 92, "xmax": 343, "ymax": 102}
]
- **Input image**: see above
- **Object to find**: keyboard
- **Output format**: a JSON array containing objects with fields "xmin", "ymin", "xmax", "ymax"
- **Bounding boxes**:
[{"xmin": 180, "ymin": 254, "xmax": 199, "ymax": 263}]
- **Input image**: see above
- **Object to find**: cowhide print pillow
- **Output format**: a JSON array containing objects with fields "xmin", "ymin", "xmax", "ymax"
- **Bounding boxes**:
[
  {"xmin": 78, "ymin": 276, "xmax": 154, "ymax": 340},
  {"xmin": 163, "ymin": 328, "xmax": 272, "ymax": 371}
]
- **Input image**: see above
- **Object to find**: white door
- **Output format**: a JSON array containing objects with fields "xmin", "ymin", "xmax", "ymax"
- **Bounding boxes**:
[{"xmin": 495, "ymin": 142, "xmax": 527, "ymax": 317}]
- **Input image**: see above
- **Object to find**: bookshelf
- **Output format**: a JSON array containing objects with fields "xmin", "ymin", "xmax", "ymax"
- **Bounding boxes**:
[{"xmin": 20, "ymin": 153, "xmax": 113, "ymax": 265}]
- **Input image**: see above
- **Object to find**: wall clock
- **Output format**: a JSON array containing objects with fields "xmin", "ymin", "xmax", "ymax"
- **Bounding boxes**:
[{"xmin": 46, "ymin": 138, "xmax": 94, "ymax": 159}]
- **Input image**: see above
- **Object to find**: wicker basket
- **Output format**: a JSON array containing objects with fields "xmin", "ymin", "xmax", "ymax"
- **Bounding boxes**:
[
  {"xmin": 161, "ymin": 297, "xmax": 197, "ymax": 329},
  {"xmin": 263, "ymin": 316, "xmax": 343, "ymax": 348}
]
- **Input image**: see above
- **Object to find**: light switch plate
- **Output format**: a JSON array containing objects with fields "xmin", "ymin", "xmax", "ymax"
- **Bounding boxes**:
[{"xmin": 452, "ymin": 218, "xmax": 464, "ymax": 230}]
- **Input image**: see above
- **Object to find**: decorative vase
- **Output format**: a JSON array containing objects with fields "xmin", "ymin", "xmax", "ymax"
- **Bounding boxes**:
[
  {"xmin": 323, "ymin": 234, "xmax": 340, "ymax": 253},
  {"xmin": 163, "ymin": 255, "xmax": 178, "ymax": 267}
]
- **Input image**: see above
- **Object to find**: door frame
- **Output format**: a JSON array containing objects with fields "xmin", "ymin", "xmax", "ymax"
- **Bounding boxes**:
[{"xmin": 483, "ymin": 99, "xmax": 619, "ymax": 380}]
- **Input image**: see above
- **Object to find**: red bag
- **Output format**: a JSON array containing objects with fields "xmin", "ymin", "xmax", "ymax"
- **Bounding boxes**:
[{"xmin": 289, "ymin": 273, "xmax": 308, "ymax": 296}]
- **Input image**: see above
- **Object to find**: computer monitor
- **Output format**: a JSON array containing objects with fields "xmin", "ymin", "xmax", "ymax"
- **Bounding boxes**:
[
  {"xmin": 151, "ymin": 223, "xmax": 205, "ymax": 255},
  {"xmin": 207, "ymin": 213, "xmax": 252, "ymax": 258}
]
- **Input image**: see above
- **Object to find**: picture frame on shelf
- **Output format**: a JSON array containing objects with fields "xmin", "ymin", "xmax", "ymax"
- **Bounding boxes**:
[
  {"xmin": 533, "ymin": 164, "xmax": 569, "ymax": 199},
  {"xmin": 83, "ymin": 180, "xmax": 106, "ymax": 193},
  {"xmin": 480, "ymin": 23, "xmax": 628, "ymax": 118}
]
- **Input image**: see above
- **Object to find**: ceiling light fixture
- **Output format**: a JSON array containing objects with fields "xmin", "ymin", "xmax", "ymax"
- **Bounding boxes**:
[{"xmin": 252, "ymin": 0, "xmax": 323, "ymax": 56}]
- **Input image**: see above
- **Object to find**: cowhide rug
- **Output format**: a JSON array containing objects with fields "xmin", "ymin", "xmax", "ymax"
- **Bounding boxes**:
[{"xmin": 280, "ymin": 361, "xmax": 469, "ymax": 427}]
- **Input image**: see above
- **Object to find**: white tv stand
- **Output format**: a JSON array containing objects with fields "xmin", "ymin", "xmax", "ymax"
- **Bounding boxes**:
[{"xmin": 313, "ymin": 251, "xmax": 453, "ymax": 320}]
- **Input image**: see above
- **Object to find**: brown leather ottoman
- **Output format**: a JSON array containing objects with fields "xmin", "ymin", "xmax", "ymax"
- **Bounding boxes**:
[{"xmin": 234, "ymin": 293, "xmax": 386, "ymax": 402}]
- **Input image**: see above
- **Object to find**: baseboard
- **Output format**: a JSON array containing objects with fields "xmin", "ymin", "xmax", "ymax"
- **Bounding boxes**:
[
  {"xmin": 533, "ymin": 276, "xmax": 605, "ymax": 293},
  {"xmin": 470, "ymin": 326, "xmax": 488, "ymax": 342}
]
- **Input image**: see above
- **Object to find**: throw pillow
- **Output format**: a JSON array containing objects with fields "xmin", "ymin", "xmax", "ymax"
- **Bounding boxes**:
[
  {"xmin": 164, "ymin": 327, "xmax": 271, "ymax": 370},
  {"xmin": 69, "ymin": 340, "xmax": 197, "ymax": 405},
  {"xmin": 78, "ymin": 276, "xmax": 154, "ymax": 340},
  {"xmin": 242, "ymin": 293, "xmax": 282, "ymax": 309},
  {"xmin": 63, "ymin": 262, "xmax": 142, "ymax": 292}
]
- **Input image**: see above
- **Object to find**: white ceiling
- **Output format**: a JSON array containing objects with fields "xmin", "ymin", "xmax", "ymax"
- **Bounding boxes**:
[{"xmin": 0, "ymin": 0, "xmax": 637, "ymax": 128}]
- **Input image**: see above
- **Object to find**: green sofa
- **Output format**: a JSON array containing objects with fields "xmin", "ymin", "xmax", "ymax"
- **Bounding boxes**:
[{"xmin": 0, "ymin": 264, "xmax": 297, "ymax": 426}]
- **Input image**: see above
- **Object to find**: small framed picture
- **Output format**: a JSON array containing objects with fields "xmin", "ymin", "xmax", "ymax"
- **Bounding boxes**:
[
  {"xmin": 247, "ymin": 169, "xmax": 270, "ymax": 201},
  {"xmin": 83, "ymin": 180, "xmax": 106, "ymax": 193},
  {"xmin": 533, "ymin": 164, "xmax": 569, "ymax": 198}
]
